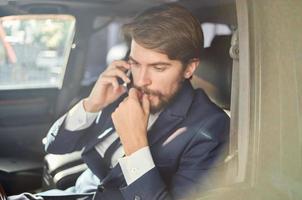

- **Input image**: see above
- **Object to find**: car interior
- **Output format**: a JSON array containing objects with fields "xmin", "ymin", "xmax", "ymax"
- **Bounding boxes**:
[{"xmin": 0, "ymin": 0, "xmax": 237, "ymax": 196}]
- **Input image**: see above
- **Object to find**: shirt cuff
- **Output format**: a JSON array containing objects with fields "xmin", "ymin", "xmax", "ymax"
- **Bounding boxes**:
[
  {"xmin": 65, "ymin": 99, "xmax": 100, "ymax": 131},
  {"xmin": 118, "ymin": 146, "xmax": 155, "ymax": 185}
]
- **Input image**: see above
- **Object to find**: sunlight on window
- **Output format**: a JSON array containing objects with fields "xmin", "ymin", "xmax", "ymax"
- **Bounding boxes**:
[{"xmin": 0, "ymin": 15, "xmax": 75, "ymax": 90}]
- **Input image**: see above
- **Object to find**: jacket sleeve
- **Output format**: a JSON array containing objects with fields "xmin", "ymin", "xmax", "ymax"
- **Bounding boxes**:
[
  {"xmin": 119, "ymin": 114, "xmax": 229, "ymax": 200},
  {"xmin": 44, "ymin": 96, "xmax": 125, "ymax": 155},
  {"xmin": 44, "ymin": 114, "xmax": 92, "ymax": 154}
]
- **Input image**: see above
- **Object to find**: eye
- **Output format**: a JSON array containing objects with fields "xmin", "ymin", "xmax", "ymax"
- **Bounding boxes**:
[{"xmin": 153, "ymin": 66, "xmax": 166, "ymax": 72}]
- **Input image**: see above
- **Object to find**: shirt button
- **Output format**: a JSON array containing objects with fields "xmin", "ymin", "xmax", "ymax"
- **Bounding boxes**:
[
  {"xmin": 134, "ymin": 195, "xmax": 141, "ymax": 200},
  {"xmin": 131, "ymin": 167, "xmax": 138, "ymax": 173}
]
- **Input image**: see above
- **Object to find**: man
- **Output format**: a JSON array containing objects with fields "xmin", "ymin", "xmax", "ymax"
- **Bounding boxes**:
[{"xmin": 9, "ymin": 3, "xmax": 229, "ymax": 200}]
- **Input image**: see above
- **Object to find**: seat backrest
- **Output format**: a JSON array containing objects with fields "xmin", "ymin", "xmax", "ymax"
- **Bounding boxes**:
[{"xmin": 191, "ymin": 35, "xmax": 232, "ymax": 110}]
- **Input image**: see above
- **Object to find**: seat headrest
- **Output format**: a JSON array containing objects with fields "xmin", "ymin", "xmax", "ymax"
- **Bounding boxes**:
[
  {"xmin": 106, "ymin": 43, "xmax": 128, "ymax": 65},
  {"xmin": 192, "ymin": 35, "xmax": 232, "ymax": 110}
]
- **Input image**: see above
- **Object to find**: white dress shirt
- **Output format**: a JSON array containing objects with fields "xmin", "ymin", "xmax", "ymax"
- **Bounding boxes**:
[{"xmin": 64, "ymin": 100, "xmax": 160, "ymax": 185}]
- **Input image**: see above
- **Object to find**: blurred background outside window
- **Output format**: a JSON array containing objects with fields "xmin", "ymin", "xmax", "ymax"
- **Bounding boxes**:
[{"xmin": 0, "ymin": 15, "xmax": 75, "ymax": 90}]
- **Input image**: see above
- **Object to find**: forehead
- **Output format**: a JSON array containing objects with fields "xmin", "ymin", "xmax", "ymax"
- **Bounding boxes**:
[{"xmin": 129, "ymin": 39, "xmax": 172, "ymax": 64}]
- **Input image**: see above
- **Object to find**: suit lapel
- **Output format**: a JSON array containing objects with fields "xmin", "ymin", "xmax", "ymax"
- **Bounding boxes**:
[
  {"xmin": 84, "ymin": 93, "xmax": 128, "ymax": 152},
  {"xmin": 148, "ymin": 112, "xmax": 183, "ymax": 146},
  {"xmin": 83, "ymin": 94, "xmax": 128, "ymax": 152},
  {"xmin": 148, "ymin": 80, "xmax": 195, "ymax": 146},
  {"xmin": 84, "ymin": 119, "xmax": 115, "ymax": 152}
]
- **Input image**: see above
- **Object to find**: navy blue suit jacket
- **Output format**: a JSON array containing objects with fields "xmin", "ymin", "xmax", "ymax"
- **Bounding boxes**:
[{"xmin": 45, "ymin": 80, "xmax": 230, "ymax": 200}]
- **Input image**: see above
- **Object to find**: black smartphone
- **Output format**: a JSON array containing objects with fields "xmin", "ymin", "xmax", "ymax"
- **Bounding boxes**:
[
  {"xmin": 117, "ymin": 69, "xmax": 132, "ymax": 92},
  {"xmin": 124, "ymin": 70, "xmax": 133, "ymax": 91}
]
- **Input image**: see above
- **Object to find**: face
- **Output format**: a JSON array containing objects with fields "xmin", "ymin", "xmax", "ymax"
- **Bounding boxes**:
[{"xmin": 128, "ymin": 40, "xmax": 198, "ymax": 114}]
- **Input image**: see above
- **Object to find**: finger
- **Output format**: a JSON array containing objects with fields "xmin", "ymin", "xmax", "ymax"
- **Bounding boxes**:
[
  {"xmin": 108, "ymin": 60, "xmax": 130, "ymax": 71},
  {"xmin": 105, "ymin": 68, "xmax": 130, "ymax": 83},
  {"xmin": 142, "ymin": 94, "xmax": 150, "ymax": 115},
  {"xmin": 128, "ymin": 88, "xmax": 140, "ymax": 102},
  {"xmin": 99, "ymin": 76, "xmax": 119, "ymax": 91},
  {"xmin": 111, "ymin": 111, "xmax": 116, "ymax": 121}
]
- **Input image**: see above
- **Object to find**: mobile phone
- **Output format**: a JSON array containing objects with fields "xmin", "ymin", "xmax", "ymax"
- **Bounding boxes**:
[
  {"xmin": 117, "ymin": 69, "xmax": 132, "ymax": 91},
  {"xmin": 123, "ymin": 70, "xmax": 132, "ymax": 91}
]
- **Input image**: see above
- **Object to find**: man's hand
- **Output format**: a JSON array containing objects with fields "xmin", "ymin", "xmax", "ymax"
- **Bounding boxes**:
[
  {"xmin": 83, "ymin": 60, "xmax": 131, "ymax": 112},
  {"xmin": 111, "ymin": 88, "xmax": 150, "ymax": 156}
]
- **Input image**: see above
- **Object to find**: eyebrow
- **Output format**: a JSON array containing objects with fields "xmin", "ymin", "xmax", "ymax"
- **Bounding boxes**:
[{"xmin": 128, "ymin": 56, "xmax": 172, "ymax": 67}]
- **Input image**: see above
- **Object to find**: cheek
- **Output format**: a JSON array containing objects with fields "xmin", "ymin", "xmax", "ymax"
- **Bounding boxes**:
[
  {"xmin": 155, "ymin": 75, "xmax": 181, "ymax": 96},
  {"xmin": 164, "ymin": 70, "xmax": 184, "ymax": 86}
]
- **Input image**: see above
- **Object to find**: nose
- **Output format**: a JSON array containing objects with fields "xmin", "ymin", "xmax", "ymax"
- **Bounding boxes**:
[{"xmin": 136, "ymin": 67, "xmax": 151, "ymax": 87}]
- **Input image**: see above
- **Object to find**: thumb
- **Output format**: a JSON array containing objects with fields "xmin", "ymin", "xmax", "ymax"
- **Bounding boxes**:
[{"xmin": 142, "ymin": 94, "xmax": 150, "ymax": 115}]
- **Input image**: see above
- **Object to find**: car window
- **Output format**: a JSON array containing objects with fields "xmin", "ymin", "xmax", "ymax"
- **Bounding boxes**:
[{"xmin": 0, "ymin": 15, "xmax": 75, "ymax": 90}]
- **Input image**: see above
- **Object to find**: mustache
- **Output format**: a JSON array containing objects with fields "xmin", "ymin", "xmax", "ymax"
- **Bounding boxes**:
[{"xmin": 132, "ymin": 85, "xmax": 163, "ymax": 97}]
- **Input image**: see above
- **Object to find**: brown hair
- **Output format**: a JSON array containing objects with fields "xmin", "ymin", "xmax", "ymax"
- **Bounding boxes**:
[{"xmin": 122, "ymin": 4, "xmax": 203, "ymax": 66}]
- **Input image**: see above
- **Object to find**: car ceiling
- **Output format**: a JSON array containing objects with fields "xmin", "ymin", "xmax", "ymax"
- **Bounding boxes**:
[{"xmin": 0, "ymin": 0, "xmax": 236, "ymax": 25}]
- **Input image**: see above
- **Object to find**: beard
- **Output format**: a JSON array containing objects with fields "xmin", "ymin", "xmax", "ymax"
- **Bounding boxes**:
[{"xmin": 131, "ymin": 79, "xmax": 184, "ymax": 114}]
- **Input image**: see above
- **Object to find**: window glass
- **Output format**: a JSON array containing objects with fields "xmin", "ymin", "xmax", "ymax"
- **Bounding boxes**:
[{"xmin": 0, "ymin": 15, "xmax": 75, "ymax": 90}]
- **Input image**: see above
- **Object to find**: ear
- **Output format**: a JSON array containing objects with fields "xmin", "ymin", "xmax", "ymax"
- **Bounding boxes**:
[{"xmin": 183, "ymin": 58, "xmax": 200, "ymax": 79}]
